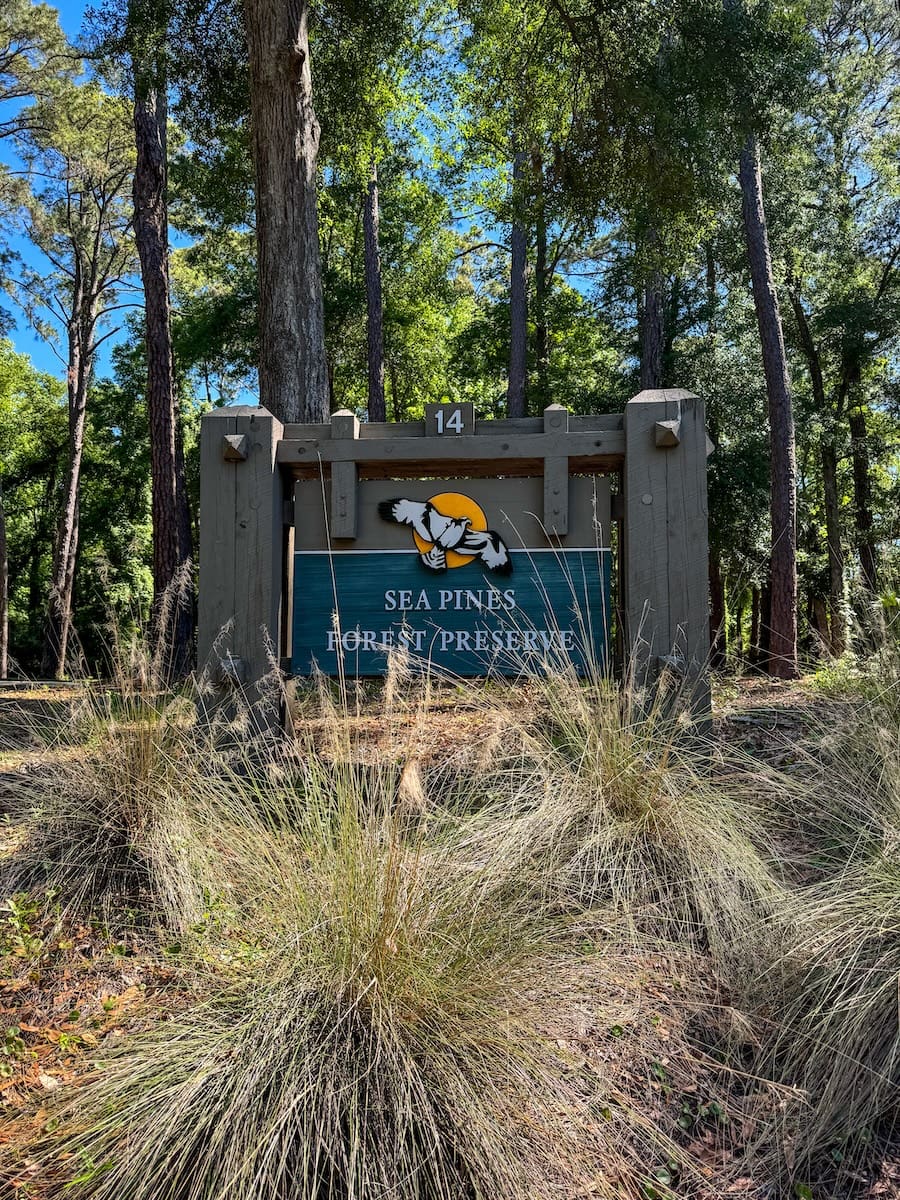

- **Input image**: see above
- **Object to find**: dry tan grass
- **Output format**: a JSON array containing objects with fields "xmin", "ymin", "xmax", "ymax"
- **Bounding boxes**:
[{"xmin": 7, "ymin": 633, "xmax": 900, "ymax": 1198}]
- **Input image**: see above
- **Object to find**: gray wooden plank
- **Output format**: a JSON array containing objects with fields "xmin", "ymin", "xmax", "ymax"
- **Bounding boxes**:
[
  {"xmin": 543, "ymin": 456, "xmax": 569, "ymax": 535},
  {"xmin": 231, "ymin": 409, "xmax": 285, "ymax": 709},
  {"xmin": 293, "ymin": 475, "xmax": 610, "ymax": 551},
  {"xmin": 623, "ymin": 388, "xmax": 710, "ymax": 711},
  {"xmin": 290, "ymin": 457, "xmax": 623, "ymax": 482},
  {"xmin": 198, "ymin": 409, "xmax": 238, "ymax": 675},
  {"xmin": 281, "ymin": 413, "xmax": 623, "ymax": 441},
  {"xmin": 623, "ymin": 393, "xmax": 680, "ymax": 679},
  {"xmin": 331, "ymin": 410, "xmax": 359, "ymax": 439},
  {"xmin": 276, "ymin": 430, "xmax": 626, "ymax": 465},
  {"xmin": 330, "ymin": 461, "xmax": 358, "ymax": 538},
  {"xmin": 664, "ymin": 395, "xmax": 709, "ymax": 684}
]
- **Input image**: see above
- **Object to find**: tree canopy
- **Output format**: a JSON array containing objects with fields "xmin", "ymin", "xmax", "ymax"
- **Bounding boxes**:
[{"xmin": 0, "ymin": 0, "xmax": 897, "ymax": 676}]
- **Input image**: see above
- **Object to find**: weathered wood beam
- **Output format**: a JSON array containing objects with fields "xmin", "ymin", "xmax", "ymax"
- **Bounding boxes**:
[
  {"xmin": 329, "ymin": 410, "xmax": 358, "ymax": 537},
  {"xmin": 543, "ymin": 404, "xmax": 569, "ymax": 535},
  {"xmin": 623, "ymin": 388, "xmax": 709, "ymax": 711},
  {"xmin": 276, "ymin": 429, "xmax": 625, "ymax": 466},
  {"xmin": 198, "ymin": 406, "xmax": 289, "ymax": 723},
  {"xmin": 282, "ymin": 414, "xmax": 623, "ymax": 440},
  {"xmin": 289, "ymin": 455, "xmax": 623, "ymax": 481}
]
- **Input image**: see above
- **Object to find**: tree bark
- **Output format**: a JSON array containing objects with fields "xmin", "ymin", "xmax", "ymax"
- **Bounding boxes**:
[
  {"xmin": 709, "ymin": 548, "xmax": 726, "ymax": 668},
  {"xmin": 738, "ymin": 136, "xmax": 799, "ymax": 679},
  {"xmin": 788, "ymin": 284, "xmax": 845, "ymax": 656},
  {"xmin": 663, "ymin": 274, "xmax": 680, "ymax": 379},
  {"xmin": 731, "ymin": 589, "xmax": 746, "ymax": 658},
  {"xmin": 639, "ymin": 271, "xmax": 664, "ymax": 389},
  {"xmin": 363, "ymin": 161, "xmax": 386, "ymax": 422},
  {"xmin": 534, "ymin": 168, "xmax": 550, "ymax": 408},
  {"xmin": 132, "ymin": 40, "xmax": 193, "ymax": 675},
  {"xmin": 750, "ymin": 584, "xmax": 761, "ymax": 663},
  {"xmin": 507, "ymin": 151, "xmax": 528, "ymax": 418},
  {"xmin": 388, "ymin": 357, "xmax": 401, "ymax": 421},
  {"xmin": 0, "ymin": 476, "xmax": 8, "ymax": 679},
  {"xmin": 820, "ymin": 436, "xmax": 845, "ymax": 653},
  {"xmin": 811, "ymin": 595, "xmax": 830, "ymax": 652},
  {"xmin": 244, "ymin": 0, "xmax": 328, "ymax": 423},
  {"xmin": 760, "ymin": 581, "xmax": 773, "ymax": 664},
  {"xmin": 848, "ymin": 403, "xmax": 878, "ymax": 593},
  {"xmin": 42, "ymin": 294, "xmax": 94, "ymax": 678}
]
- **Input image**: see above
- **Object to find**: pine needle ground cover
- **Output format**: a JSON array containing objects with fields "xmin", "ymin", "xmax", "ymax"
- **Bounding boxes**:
[{"xmin": 1, "ymin": 663, "xmax": 899, "ymax": 1199}]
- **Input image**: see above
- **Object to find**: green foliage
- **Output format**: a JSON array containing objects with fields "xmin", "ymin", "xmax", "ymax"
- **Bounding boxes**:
[
  {"xmin": 0, "ymin": 0, "xmax": 71, "ymax": 131},
  {"xmin": 321, "ymin": 154, "xmax": 467, "ymax": 416},
  {"xmin": 0, "ymin": 0, "xmax": 898, "ymax": 677},
  {"xmin": 1, "ymin": 892, "xmax": 44, "ymax": 958},
  {"xmin": 0, "ymin": 340, "xmax": 66, "ymax": 672}
]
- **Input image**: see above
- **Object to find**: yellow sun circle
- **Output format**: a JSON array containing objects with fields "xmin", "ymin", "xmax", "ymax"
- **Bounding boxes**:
[{"xmin": 413, "ymin": 491, "xmax": 488, "ymax": 568}]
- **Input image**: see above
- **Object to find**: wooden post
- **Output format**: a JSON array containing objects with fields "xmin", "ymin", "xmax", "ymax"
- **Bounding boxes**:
[
  {"xmin": 330, "ymin": 409, "xmax": 359, "ymax": 538},
  {"xmin": 198, "ymin": 405, "xmax": 287, "ymax": 717},
  {"xmin": 623, "ymin": 389, "xmax": 710, "ymax": 708},
  {"xmin": 543, "ymin": 404, "xmax": 569, "ymax": 535}
]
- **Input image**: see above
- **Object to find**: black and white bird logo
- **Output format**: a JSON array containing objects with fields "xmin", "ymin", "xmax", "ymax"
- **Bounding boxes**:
[{"xmin": 378, "ymin": 494, "xmax": 513, "ymax": 575}]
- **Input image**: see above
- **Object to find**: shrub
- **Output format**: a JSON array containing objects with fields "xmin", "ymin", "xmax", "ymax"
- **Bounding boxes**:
[
  {"xmin": 470, "ymin": 665, "xmax": 784, "ymax": 973},
  {"xmin": 30, "ymin": 757, "xmax": 633, "ymax": 1200},
  {"xmin": 811, "ymin": 606, "xmax": 900, "ymax": 724},
  {"xmin": 764, "ymin": 709, "xmax": 900, "ymax": 1173},
  {"xmin": 0, "ymin": 635, "xmax": 216, "ymax": 931}
]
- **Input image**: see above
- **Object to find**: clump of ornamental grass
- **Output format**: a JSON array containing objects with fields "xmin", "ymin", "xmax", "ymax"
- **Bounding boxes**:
[
  {"xmin": 0, "ymin": 630, "xmax": 217, "ymax": 931},
  {"xmin": 760, "ymin": 707, "xmax": 900, "ymax": 1174},
  {"xmin": 24, "ymin": 752, "xmax": 676, "ymax": 1200},
  {"xmin": 811, "ymin": 604, "xmax": 900, "ymax": 724},
  {"xmin": 472, "ymin": 660, "xmax": 785, "ymax": 972}
]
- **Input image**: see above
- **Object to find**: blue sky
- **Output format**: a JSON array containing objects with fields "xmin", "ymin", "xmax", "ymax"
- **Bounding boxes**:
[{"xmin": 1, "ymin": 0, "xmax": 121, "ymax": 384}]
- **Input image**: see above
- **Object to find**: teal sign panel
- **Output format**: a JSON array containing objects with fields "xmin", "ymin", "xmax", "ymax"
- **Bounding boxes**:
[{"xmin": 291, "ymin": 548, "xmax": 610, "ymax": 676}]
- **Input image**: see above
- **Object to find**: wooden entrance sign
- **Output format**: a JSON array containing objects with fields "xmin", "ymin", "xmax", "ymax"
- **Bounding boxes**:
[
  {"xmin": 198, "ymin": 391, "xmax": 710, "ymax": 708},
  {"xmin": 292, "ymin": 473, "xmax": 611, "ymax": 676}
]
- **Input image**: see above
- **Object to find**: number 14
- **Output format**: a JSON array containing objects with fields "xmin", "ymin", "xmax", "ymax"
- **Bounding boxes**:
[{"xmin": 435, "ymin": 407, "xmax": 464, "ymax": 434}]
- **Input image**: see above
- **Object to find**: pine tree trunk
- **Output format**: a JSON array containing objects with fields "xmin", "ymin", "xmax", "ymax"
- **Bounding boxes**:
[
  {"xmin": 133, "ymin": 63, "xmax": 193, "ymax": 676},
  {"xmin": 363, "ymin": 161, "xmax": 386, "ymax": 422},
  {"xmin": 760, "ymin": 581, "xmax": 773, "ymax": 664},
  {"xmin": 811, "ymin": 595, "xmax": 830, "ymax": 652},
  {"xmin": 639, "ymin": 271, "xmax": 664, "ymax": 389},
  {"xmin": 30, "ymin": 463, "xmax": 57, "ymax": 621},
  {"xmin": 244, "ymin": 0, "xmax": 328, "ymax": 423},
  {"xmin": 663, "ymin": 275, "xmax": 680, "ymax": 376},
  {"xmin": 732, "ymin": 589, "xmax": 746, "ymax": 658},
  {"xmin": 820, "ymin": 436, "xmax": 845, "ymax": 654},
  {"xmin": 750, "ymin": 584, "xmax": 761, "ymax": 663},
  {"xmin": 42, "ymin": 300, "xmax": 93, "ymax": 678},
  {"xmin": 388, "ymin": 357, "xmax": 401, "ymax": 421},
  {"xmin": 0, "ymin": 476, "xmax": 8, "ymax": 679},
  {"xmin": 175, "ymin": 419, "xmax": 192, "ymax": 568},
  {"xmin": 507, "ymin": 152, "xmax": 528, "ymax": 418},
  {"xmin": 709, "ymin": 548, "xmax": 726, "ymax": 668},
  {"xmin": 848, "ymin": 403, "xmax": 878, "ymax": 593},
  {"xmin": 788, "ymin": 284, "xmax": 844, "ymax": 656},
  {"xmin": 534, "ymin": 171, "xmax": 550, "ymax": 408},
  {"xmin": 738, "ymin": 136, "xmax": 798, "ymax": 679}
]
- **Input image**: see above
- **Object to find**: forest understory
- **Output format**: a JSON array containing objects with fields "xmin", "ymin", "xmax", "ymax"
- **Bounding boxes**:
[{"xmin": 0, "ymin": 648, "xmax": 899, "ymax": 1200}]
